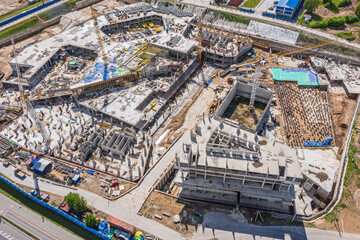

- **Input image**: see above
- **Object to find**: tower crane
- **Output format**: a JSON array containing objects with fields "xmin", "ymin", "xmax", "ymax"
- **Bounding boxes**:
[
  {"xmin": 91, "ymin": 6, "xmax": 108, "ymax": 81},
  {"xmin": 188, "ymin": 18, "xmax": 269, "ymax": 56},
  {"xmin": 248, "ymin": 65, "xmax": 260, "ymax": 111},
  {"xmin": 12, "ymin": 39, "xmax": 51, "ymax": 154},
  {"xmin": 88, "ymin": 10, "xmax": 108, "ymax": 90},
  {"xmin": 197, "ymin": 13, "xmax": 204, "ymax": 64}
]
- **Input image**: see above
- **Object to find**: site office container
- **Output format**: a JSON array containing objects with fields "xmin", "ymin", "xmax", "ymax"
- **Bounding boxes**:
[{"xmin": 108, "ymin": 216, "xmax": 135, "ymax": 234}]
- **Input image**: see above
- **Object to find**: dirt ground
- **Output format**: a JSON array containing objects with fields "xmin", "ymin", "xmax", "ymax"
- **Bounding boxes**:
[
  {"xmin": 79, "ymin": 174, "xmax": 134, "ymax": 200},
  {"xmin": 312, "ymin": 113, "xmax": 360, "ymax": 234},
  {"xmin": 314, "ymin": 0, "xmax": 360, "ymax": 43},
  {"xmin": 141, "ymin": 191, "xmax": 235, "ymax": 237},
  {"xmin": 0, "ymin": 0, "xmax": 23, "ymax": 16},
  {"xmin": 19, "ymin": 184, "xmax": 64, "ymax": 207},
  {"xmin": 328, "ymin": 85, "xmax": 357, "ymax": 154}
]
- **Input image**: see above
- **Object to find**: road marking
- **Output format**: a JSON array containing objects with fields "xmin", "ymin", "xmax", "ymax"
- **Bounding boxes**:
[{"xmin": 2, "ymin": 210, "xmax": 57, "ymax": 240}]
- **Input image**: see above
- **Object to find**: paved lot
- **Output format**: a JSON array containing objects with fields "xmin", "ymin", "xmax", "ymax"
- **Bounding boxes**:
[{"xmin": 0, "ymin": 219, "xmax": 33, "ymax": 240}]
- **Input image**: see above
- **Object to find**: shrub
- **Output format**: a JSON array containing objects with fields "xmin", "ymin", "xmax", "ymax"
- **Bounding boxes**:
[
  {"xmin": 335, "ymin": 32, "xmax": 356, "ymax": 41},
  {"xmin": 345, "ymin": 15, "xmax": 359, "ymax": 24},
  {"xmin": 356, "ymin": 2, "xmax": 360, "ymax": 17},
  {"xmin": 338, "ymin": 0, "xmax": 351, "ymax": 7},
  {"xmin": 323, "ymin": 0, "xmax": 331, "ymax": 3},
  {"xmin": 84, "ymin": 213, "xmax": 100, "ymax": 229},
  {"xmin": 324, "ymin": 1, "xmax": 339, "ymax": 13},
  {"xmin": 327, "ymin": 16, "xmax": 346, "ymax": 27},
  {"xmin": 309, "ymin": 20, "xmax": 328, "ymax": 28}
]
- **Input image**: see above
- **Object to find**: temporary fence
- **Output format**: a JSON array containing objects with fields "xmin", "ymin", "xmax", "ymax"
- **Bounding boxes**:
[
  {"xmin": 0, "ymin": 0, "xmax": 61, "ymax": 27},
  {"xmin": 239, "ymin": 8, "xmax": 255, "ymax": 14},
  {"xmin": 0, "ymin": 175, "xmax": 110, "ymax": 240}
]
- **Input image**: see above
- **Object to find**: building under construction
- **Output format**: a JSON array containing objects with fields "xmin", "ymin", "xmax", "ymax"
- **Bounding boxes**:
[{"xmin": 215, "ymin": 81, "xmax": 273, "ymax": 133}]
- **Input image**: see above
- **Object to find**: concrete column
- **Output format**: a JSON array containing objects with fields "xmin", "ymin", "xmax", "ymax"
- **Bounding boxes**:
[{"xmin": 175, "ymin": 152, "xmax": 179, "ymax": 166}]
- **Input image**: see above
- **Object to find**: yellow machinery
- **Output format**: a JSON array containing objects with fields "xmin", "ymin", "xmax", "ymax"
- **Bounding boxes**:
[{"xmin": 209, "ymin": 99, "xmax": 218, "ymax": 114}]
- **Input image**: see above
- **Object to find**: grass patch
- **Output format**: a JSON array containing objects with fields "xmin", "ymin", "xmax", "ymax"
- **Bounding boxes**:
[
  {"xmin": 324, "ymin": 1, "xmax": 339, "ymax": 13},
  {"xmin": 0, "ymin": 17, "xmax": 40, "ymax": 41},
  {"xmin": 242, "ymin": 0, "xmax": 261, "ymax": 8},
  {"xmin": 324, "ymin": 212, "xmax": 336, "ymax": 222},
  {"xmin": 335, "ymin": 32, "xmax": 356, "ymax": 41},
  {"xmin": 205, "ymin": 9, "xmax": 250, "ymax": 24},
  {"xmin": 0, "ymin": 1, "xmax": 44, "ymax": 23},
  {"xmin": 38, "ymin": 11, "xmax": 50, "ymax": 21},
  {"xmin": 309, "ymin": 13, "xmax": 323, "ymax": 22},
  {"xmin": 0, "ymin": 181, "xmax": 102, "ymax": 240},
  {"xmin": 64, "ymin": 0, "xmax": 82, "ymax": 8},
  {"xmin": 2, "ymin": 216, "xmax": 40, "ymax": 240}
]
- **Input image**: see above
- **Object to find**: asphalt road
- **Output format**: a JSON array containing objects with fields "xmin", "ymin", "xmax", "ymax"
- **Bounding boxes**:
[
  {"xmin": 0, "ymin": 193, "xmax": 81, "ymax": 240},
  {"xmin": 2, "ymin": 210, "xmax": 57, "ymax": 240},
  {"xmin": 0, "ymin": 0, "xmax": 69, "ymax": 31},
  {"xmin": 0, "ymin": 219, "xmax": 33, "ymax": 240}
]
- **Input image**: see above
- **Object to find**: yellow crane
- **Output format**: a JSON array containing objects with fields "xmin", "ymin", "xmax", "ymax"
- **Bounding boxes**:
[
  {"xmin": 11, "ymin": 38, "xmax": 51, "ymax": 153},
  {"xmin": 91, "ymin": 6, "xmax": 108, "ymax": 80},
  {"xmin": 189, "ymin": 19, "xmax": 269, "ymax": 56}
]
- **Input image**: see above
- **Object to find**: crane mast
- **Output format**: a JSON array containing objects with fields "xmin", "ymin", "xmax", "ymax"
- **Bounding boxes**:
[
  {"xmin": 11, "ymin": 39, "xmax": 50, "ymax": 153},
  {"xmin": 91, "ymin": 6, "xmax": 108, "ymax": 81}
]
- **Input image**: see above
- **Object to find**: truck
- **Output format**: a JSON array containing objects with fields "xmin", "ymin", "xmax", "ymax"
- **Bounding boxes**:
[{"xmin": 14, "ymin": 168, "xmax": 26, "ymax": 178}]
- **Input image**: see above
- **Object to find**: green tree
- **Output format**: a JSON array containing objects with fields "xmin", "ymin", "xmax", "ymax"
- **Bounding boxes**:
[
  {"xmin": 74, "ymin": 195, "xmax": 88, "ymax": 213},
  {"xmin": 356, "ymin": 2, "xmax": 360, "ymax": 17},
  {"xmin": 327, "ymin": 16, "xmax": 346, "ymax": 27},
  {"xmin": 84, "ymin": 213, "xmax": 99, "ymax": 229},
  {"xmin": 64, "ymin": 192, "xmax": 87, "ymax": 213},
  {"xmin": 304, "ymin": 0, "xmax": 320, "ymax": 13},
  {"xmin": 64, "ymin": 192, "xmax": 78, "ymax": 210}
]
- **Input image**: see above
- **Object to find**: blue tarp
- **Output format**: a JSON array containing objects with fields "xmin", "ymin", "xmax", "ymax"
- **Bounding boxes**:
[
  {"xmin": 98, "ymin": 221, "xmax": 111, "ymax": 236},
  {"xmin": 86, "ymin": 170, "xmax": 95, "ymax": 175},
  {"xmin": 205, "ymin": 79, "xmax": 213, "ymax": 88},
  {"xmin": 32, "ymin": 157, "xmax": 40, "ymax": 163},
  {"xmin": 304, "ymin": 136, "xmax": 332, "ymax": 147},
  {"xmin": 83, "ymin": 63, "xmax": 110, "ymax": 83}
]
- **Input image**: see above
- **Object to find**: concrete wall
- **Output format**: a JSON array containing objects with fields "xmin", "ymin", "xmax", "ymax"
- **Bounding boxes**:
[{"xmin": 215, "ymin": 81, "xmax": 273, "ymax": 133}]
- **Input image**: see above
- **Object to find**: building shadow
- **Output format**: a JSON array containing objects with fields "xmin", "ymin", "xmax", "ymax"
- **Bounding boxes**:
[{"xmin": 200, "ymin": 217, "xmax": 309, "ymax": 240}]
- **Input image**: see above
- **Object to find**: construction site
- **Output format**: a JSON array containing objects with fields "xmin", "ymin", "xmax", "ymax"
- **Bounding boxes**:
[{"xmin": 1, "ymin": 0, "xmax": 360, "ymax": 239}]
